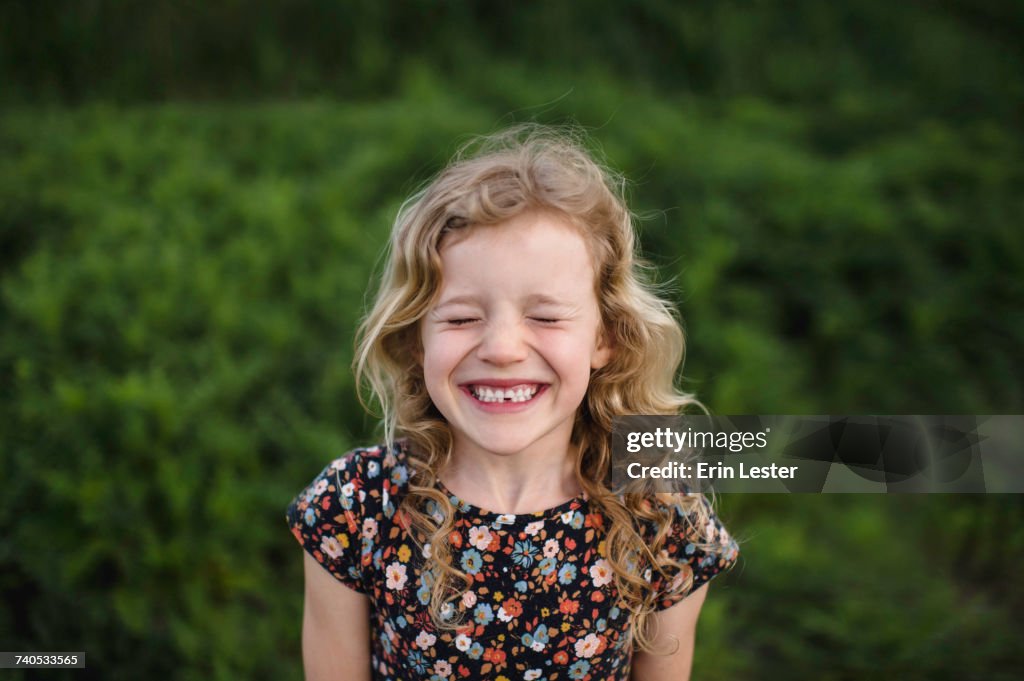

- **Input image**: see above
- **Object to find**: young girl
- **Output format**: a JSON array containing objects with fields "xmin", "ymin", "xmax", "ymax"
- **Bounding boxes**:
[{"xmin": 287, "ymin": 126, "xmax": 739, "ymax": 681}]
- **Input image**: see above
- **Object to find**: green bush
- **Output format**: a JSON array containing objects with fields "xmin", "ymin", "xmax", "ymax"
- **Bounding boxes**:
[{"xmin": 2, "ymin": 25, "xmax": 1022, "ymax": 680}]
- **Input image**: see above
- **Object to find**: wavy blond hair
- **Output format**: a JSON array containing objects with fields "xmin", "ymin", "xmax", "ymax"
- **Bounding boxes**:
[{"xmin": 354, "ymin": 125, "xmax": 714, "ymax": 652}]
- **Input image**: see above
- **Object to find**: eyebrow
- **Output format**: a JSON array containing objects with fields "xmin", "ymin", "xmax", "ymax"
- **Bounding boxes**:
[{"xmin": 433, "ymin": 293, "xmax": 574, "ymax": 310}]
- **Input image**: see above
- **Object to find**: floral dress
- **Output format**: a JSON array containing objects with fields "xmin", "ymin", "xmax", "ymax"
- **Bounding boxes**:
[{"xmin": 286, "ymin": 443, "xmax": 738, "ymax": 681}]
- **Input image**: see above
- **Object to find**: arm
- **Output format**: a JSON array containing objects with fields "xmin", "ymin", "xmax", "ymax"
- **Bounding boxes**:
[
  {"xmin": 301, "ymin": 552, "xmax": 373, "ymax": 681},
  {"xmin": 630, "ymin": 584, "xmax": 709, "ymax": 681}
]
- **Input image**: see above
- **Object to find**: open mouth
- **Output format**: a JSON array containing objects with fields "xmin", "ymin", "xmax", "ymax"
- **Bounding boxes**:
[{"xmin": 466, "ymin": 383, "xmax": 544, "ymax": 404}]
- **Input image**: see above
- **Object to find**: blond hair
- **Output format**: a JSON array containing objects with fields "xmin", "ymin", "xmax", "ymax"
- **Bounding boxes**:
[{"xmin": 354, "ymin": 125, "xmax": 712, "ymax": 651}]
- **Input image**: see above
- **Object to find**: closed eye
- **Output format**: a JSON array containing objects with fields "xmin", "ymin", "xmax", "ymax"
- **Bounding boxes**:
[
  {"xmin": 530, "ymin": 317, "xmax": 560, "ymax": 324},
  {"xmin": 446, "ymin": 318, "xmax": 478, "ymax": 326}
]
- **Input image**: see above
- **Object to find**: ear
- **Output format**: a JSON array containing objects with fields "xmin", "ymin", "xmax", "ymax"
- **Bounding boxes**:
[{"xmin": 591, "ymin": 328, "xmax": 614, "ymax": 370}]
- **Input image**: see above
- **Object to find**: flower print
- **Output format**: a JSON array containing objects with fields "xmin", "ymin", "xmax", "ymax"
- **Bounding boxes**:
[
  {"xmin": 416, "ymin": 631, "xmax": 437, "ymax": 649},
  {"xmin": 366, "ymin": 460, "xmax": 380, "ymax": 478},
  {"xmin": 329, "ymin": 457, "xmax": 346, "ymax": 472},
  {"xmin": 340, "ymin": 494, "xmax": 353, "ymax": 510},
  {"xmin": 303, "ymin": 507, "xmax": 316, "ymax": 526},
  {"xmin": 468, "ymin": 526, "xmax": 493, "ymax": 551},
  {"xmin": 433, "ymin": 660, "xmax": 451, "ymax": 677},
  {"xmin": 483, "ymin": 647, "xmax": 506, "ymax": 665},
  {"xmin": 321, "ymin": 535, "xmax": 343, "ymax": 559},
  {"xmin": 524, "ymin": 520, "xmax": 544, "ymax": 536},
  {"xmin": 454, "ymin": 634, "xmax": 472, "ymax": 651},
  {"xmin": 525, "ymin": 671, "xmax": 542, "ymax": 680},
  {"xmin": 440, "ymin": 602, "xmax": 454, "ymax": 621},
  {"xmin": 589, "ymin": 558, "xmax": 613, "ymax": 587},
  {"xmin": 313, "ymin": 478, "xmax": 328, "ymax": 496},
  {"xmin": 385, "ymin": 562, "xmax": 408, "ymax": 590},
  {"xmin": 596, "ymin": 618, "xmax": 607, "ymax": 632},
  {"xmin": 574, "ymin": 633, "xmax": 604, "ymax": 658},
  {"xmin": 417, "ymin": 584, "xmax": 431, "ymax": 605},
  {"xmin": 560, "ymin": 510, "xmax": 574, "ymax": 524},
  {"xmin": 408, "ymin": 651, "xmax": 429, "ymax": 674},
  {"xmin": 426, "ymin": 499, "xmax": 444, "ymax": 524},
  {"xmin": 391, "ymin": 464, "xmax": 408, "ymax": 485},
  {"xmin": 570, "ymin": 512, "xmax": 584, "ymax": 529},
  {"xmin": 362, "ymin": 518, "xmax": 377, "ymax": 539},
  {"xmin": 559, "ymin": 598, "xmax": 579, "ymax": 615},
  {"xmin": 460, "ymin": 549, "xmax": 483, "ymax": 575},
  {"xmin": 397, "ymin": 544, "xmax": 411, "ymax": 562},
  {"xmin": 341, "ymin": 482, "xmax": 355, "ymax": 497},
  {"xmin": 609, "ymin": 606, "xmax": 621, "ymax": 620},
  {"xmin": 498, "ymin": 597, "xmax": 522, "ymax": 622},
  {"xmin": 467, "ymin": 642, "xmax": 484, "ymax": 659},
  {"xmin": 543, "ymin": 538, "xmax": 560, "ymax": 558},
  {"xmin": 553, "ymin": 651, "xmax": 569, "ymax": 665},
  {"xmin": 558, "ymin": 563, "xmax": 577, "ymax": 584},
  {"xmin": 511, "ymin": 540, "xmax": 537, "ymax": 568},
  {"xmin": 473, "ymin": 603, "xmax": 494, "ymax": 625},
  {"xmin": 568, "ymin": 660, "xmax": 591, "ymax": 679},
  {"xmin": 423, "ymin": 542, "xmax": 432, "ymax": 559},
  {"xmin": 495, "ymin": 513, "xmax": 516, "ymax": 526},
  {"xmin": 685, "ymin": 542, "xmax": 696, "ymax": 555},
  {"xmin": 514, "ymin": 580, "xmax": 528, "ymax": 593},
  {"xmin": 539, "ymin": 557, "xmax": 557, "ymax": 575},
  {"xmin": 521, "ymin": 624, "xmax": 550, "ymax": 650},
  {"xmin": 462, "ymin": 590, "xmax": 477, "ymax": 608}
]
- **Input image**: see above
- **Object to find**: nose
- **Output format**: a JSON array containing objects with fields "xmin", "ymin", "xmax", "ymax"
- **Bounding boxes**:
[{"xmin": 476, "ymin": 316, "xmax": 529, "ymax": 365}]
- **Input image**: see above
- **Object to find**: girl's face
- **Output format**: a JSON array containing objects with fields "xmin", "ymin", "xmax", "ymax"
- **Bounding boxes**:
[{"xmin": 421, "ymin": 211, "xmax": 612, "ymax": 462}]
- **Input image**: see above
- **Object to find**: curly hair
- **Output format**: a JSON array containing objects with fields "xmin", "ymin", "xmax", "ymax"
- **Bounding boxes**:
[{"xmin": 354, "ymin": 124, "xmax": 715, "ymax": 652}]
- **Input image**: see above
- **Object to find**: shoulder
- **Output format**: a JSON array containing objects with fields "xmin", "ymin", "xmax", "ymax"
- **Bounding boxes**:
[
  {"xmin": 285, "ymin": 442, "xmax": 412, "ymax": 590},
  {"xmin": 639, "ymin": 493, "xmax": 740, "ymax": 609}
]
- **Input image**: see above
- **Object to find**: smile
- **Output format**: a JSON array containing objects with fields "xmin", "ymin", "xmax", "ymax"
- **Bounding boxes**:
[{"xmin": 466, "ymin": 383, "xmax": 542, "ymax": 403}]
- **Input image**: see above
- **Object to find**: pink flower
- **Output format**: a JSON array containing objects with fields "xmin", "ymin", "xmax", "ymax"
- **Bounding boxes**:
[
  {"xmin": 589, "ymin": 558, "xmax": 613, "ymax": 587},
  {"xmin": 385, "ymin": 562, "xmax": 408, "ymax": 590}
]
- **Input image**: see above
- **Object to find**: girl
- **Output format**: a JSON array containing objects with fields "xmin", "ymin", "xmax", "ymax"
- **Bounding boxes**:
[{"xmin": 287, "ymin": 126, "xmax": 739, "ymax": 681}]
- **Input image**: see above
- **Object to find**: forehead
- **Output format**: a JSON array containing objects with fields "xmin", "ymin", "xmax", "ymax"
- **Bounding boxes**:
[{"xmin": 436, "ymin": 212, "xmax": 598, "ymax": 301}]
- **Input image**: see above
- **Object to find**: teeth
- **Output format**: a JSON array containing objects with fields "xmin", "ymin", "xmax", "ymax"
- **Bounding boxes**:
[{"xmin": 469, "ymin": 384, "xmax": 540, "ymax": 403}]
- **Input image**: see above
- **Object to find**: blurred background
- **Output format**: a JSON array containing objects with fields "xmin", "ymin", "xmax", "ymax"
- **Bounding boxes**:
[{"xmin": 2, "ymin": 1, "xmax": 1023, "ymax": 679}]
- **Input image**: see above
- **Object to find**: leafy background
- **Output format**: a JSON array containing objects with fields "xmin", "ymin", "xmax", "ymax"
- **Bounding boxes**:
[{"xmin": 1, "ymin": 1, "xmax": 1022, "ymax": 679}]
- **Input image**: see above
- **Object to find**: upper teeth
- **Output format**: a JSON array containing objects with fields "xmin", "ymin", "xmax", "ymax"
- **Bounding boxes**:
[{"xmin": 470, "ymin": 384, "xmax": 540, "ymax": 403}]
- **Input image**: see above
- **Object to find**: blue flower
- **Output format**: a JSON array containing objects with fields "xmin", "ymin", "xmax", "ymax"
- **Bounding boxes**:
[
  {"xmin": 417, "ymin": 585, "xmax": 431, "ymax": 605},
  {"xmin": 408, "ymin": 651, "xmax": 428, "ymax": 674},
  {"xmin": 511, "ymin": 540, "xmax": 537, "ymax": 568},
  {"xmin": 461, "ymin": 549, "xmax": 483, "ymax": 575},
  {"xmin": 596, "ymin": 618, "xmax": 607, "ymax": 632},
  {"xmin": 473, "ymin": 603, "xmax": 494, "ymax": 625},
  {"xmin": 340, "ymin": 494, "xmax": 353, "ymax": 510},
  {"xmin": 391, "ymin": 465, "xmax": 408, "ymax": 485},
  {"xmin": 366, "ymin": 461, "xmax": 380, "ymax": 478},
  {"xmin": 685, "ymin": 542, "xmax": 696, "ymax": 556},
  {"xmin": 570, "ymin": 512, "xmax": 585, "ymax": 529},
  {"xmin": 609, "ymin": 606, "xmax": 621, "ymax": 620},
  {"xmin": 522, "ymin": 624, "xmax": 550, "ymax": 649},
  {"xmin": 467, "ymin": 642, "xmax": 484, "ymax": 659},
  {"xmin": 558, "ymin": 563, "xmax": 577, "ymax": 584},
  {"xmin": 569, "ymin": 660, "xmax": 591, "ymax": 679},
  {"xmin": 303, "ymin": 507, "xmax": 316, "ymax": 526},
  {"xmin": 515, "ymin": 580, "xmax": 528, "ymax": 593},
  {"xmin": 539, "ymin": 557, "xmax": 557, "ymax": 575},
  {"xmin": 396, "ymin": 615, "xmax": 408, "ymax": 629}
]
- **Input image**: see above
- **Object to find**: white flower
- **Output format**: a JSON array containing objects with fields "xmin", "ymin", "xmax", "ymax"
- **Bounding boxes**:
[
  {"xmin": 560, "ymin": 510, "xmax": 574, "ymax": 524},
  {"xmin": 496, "ymin": 513, "xmax": 516, "ymax": 525},
  {"xmin": 341, "ymin": 482, "xmax": 355, "ymax": 497},
  {"xmin": 574, "ymin": 633, "xmax": 603, "ymax": 658},
  {"xmin": 385, "ymin": 562, "xmax": 408, "ymax": 590},
  {"xmin": 497, "ymin": 606, "xmax": 513, "ymax": 623},
  {"xmin": 531, "ymin": 640, "xmax": 544, "ymax": 652},
  {"xmin": 441, "ymin": 602, "xmax": 454, "ymax": 620},
  {"xmin": 320, "ymin": 535, "xmax": 343, "ymax": 559},
  {"xmin": 415, "ymin": 631, "xmax": 437, "ymax": 649},
  {"xmin": 455, "ymin": 634, "xmax": 472, "ymax": 651},
  {"xmin": 468, "ymin": 525, "xmax": 493, "ymax": 550},
  {"xmin": 589, "ymin": 558, "xmax": 613, "ymax": 587},
  {"xmin": 329, "ymin": 458, "xmax": 346, "ymax": 472},
  {"xmin": 313, "ymin": 479, "xmax": 328, "ymax": 495},
  {"xmin": 423, "ymin": 543, "xmax": 432, "ymax": 559},
  {"xmin": 525, "ymin": 670, "xmax": 542, "ymax": 680},
  {"xmin": 462, "ymin": 591, "xmax": 477, "ymax": 607},
  {"xmin": 524, "ymin": 520, "xmax": 544, "ymax": 536},
  {"xmin": 543, "ymin": 538, "xmax": 560, "ymax": 558},
  {"xmin": 362, "ymin": 518, "xmax": 377, "ymax": 538},
  {"xmin": 433, "ymin": 659, "xmax": 451, "ymax": 677}
]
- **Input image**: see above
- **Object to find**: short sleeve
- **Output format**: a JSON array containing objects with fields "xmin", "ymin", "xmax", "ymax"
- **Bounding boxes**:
[
  {"xmin": 285, "ymin": 450, "xmax": 373, "ymax": 594},
  {"xmin": 649, "ymin": 494, "xmax": 739, "ymax": 610}
]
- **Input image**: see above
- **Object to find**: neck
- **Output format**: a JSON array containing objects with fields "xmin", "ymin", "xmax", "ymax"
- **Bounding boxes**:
[{"xmin": 440, "ymin": 440, "xmax": 582, "ymax": 515}]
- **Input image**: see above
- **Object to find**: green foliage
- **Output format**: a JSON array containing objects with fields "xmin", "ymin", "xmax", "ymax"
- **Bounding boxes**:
[{"xmin": 2, "ymin": 3, "xmax": 1023, "ymax": 679}]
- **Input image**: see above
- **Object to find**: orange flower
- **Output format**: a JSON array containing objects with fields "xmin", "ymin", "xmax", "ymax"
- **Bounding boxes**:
[
  {"xmin": 553, "ymin": 651, "xmax": 569, "ymax": 665},
  {"xmin": 559, "ymin": 599, "xmax": 579, "ymax": 615},
  {"xmin": 449, "ymin": 531, "xmax": 463, "ymax": 548},
  {"xmin": 502, "ymin": 598, "xmax": 523, "ymax": 617}
]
